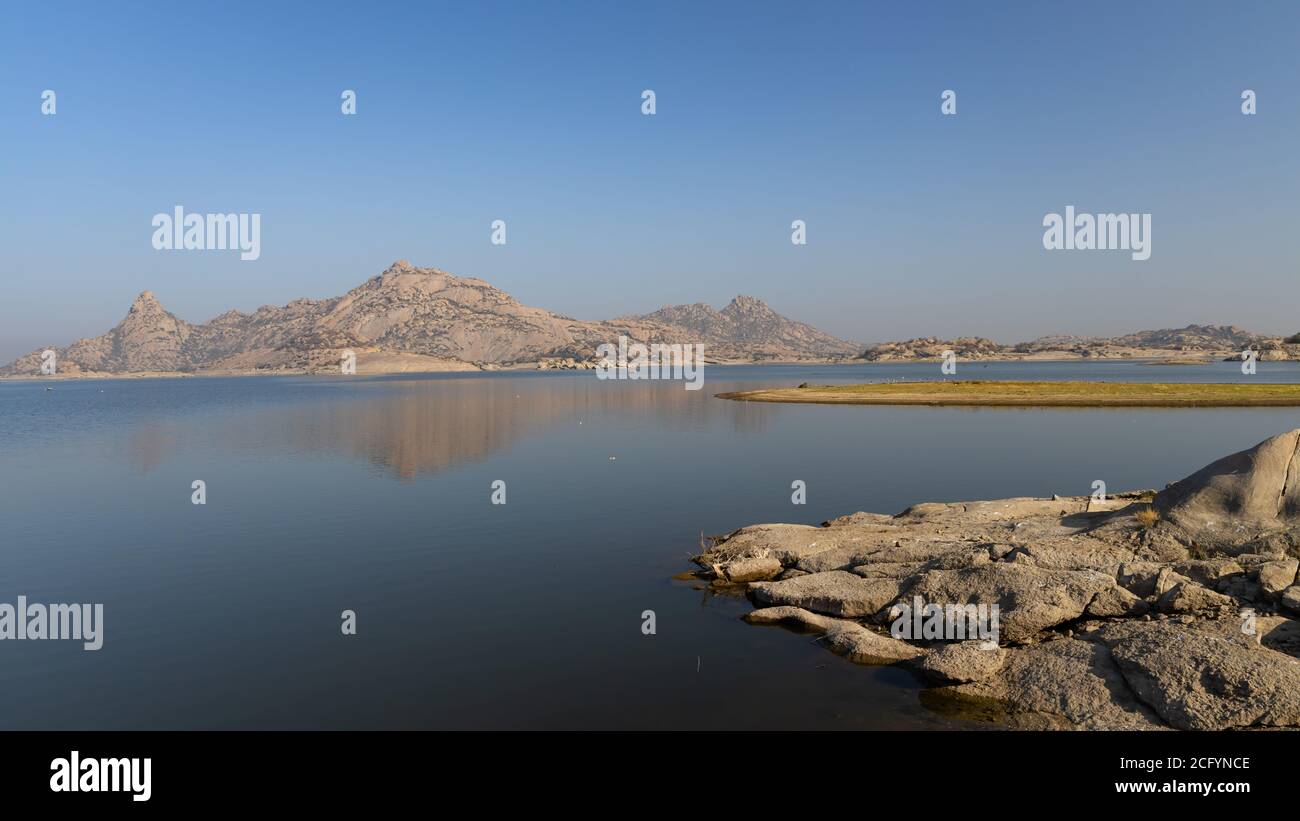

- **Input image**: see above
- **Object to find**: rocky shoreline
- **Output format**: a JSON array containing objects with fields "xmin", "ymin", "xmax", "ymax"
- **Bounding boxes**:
[{"xmin": 688, "ymin": 429, "xmax": 1300, "ymax": 730}]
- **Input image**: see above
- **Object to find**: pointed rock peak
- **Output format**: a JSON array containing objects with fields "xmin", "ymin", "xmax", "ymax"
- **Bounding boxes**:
[
  {"xmin": 371, "ymin": 260, "xmax": 459, "ymax": 291},
  {"xmin": 373, "ymin": 260, "xmax": 417, "ymax": 281},
  {"xmin": 129, "ymin": 290, "xmax": 164, "ymax": 313},
  {"xmin": 377, "ymin": 259, "xmax": 456, "ymax": 280},
  {"xmin": 723, "ymin": 295, "xmax": 776, "ymax": 317}
]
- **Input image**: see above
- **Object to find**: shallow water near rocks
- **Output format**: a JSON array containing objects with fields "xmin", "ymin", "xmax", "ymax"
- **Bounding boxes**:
[{"xmin": 3, "ymin": 360, "xmax": 1300, "ymax": 729}]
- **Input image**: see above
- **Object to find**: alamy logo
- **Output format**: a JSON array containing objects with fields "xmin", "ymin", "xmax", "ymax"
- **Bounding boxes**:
[
  {"xmin": 889, "ymin": 596, "xmax": 999, "ymax": 648},
  {"xmin": 151, "ymin": 206, "xmax": 261, "ymax": 261},
  {"xmin": 0, "ymin": 596, "xmax": 103, "ymax": 650},
  {"xmin": 1241, "ymin": 348, "xmax": 1257, "ymax": 375},
  {"xmin": 1240, "ymin": 607, "xmax": 1257, "ymax": 637},
  {"xmin": 1042, "ymin": 205, "xmax": 1150, "ymax": 260},
  {"xmin": 50, "ymin": 751, "xmax": 150, "ymax": 802},
  {"xmin": 595, "ymin": 336, "xmax": 705, "ymax": 391}
]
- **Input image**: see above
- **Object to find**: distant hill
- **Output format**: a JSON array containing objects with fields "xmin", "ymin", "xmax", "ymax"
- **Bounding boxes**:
[
  {"xmin": 1017, "ymin": 324, "xmax": 1262, "ymax": 353},
  {"xmin": 859, "ymin": 324, "xmax": 1297, "ymax": 362},
  {"xmin": 630, "ymin": 295, "xmax": 860, "ymax": 359},
  {"xmin": 1, "ymin": 261, "xmax": 861, "ymax": 375}
]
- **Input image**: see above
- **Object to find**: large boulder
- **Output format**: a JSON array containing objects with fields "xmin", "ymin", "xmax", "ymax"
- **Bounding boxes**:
[
  {"xmin": 1156, "ymin": 429, "xmax": 1300, "ymax": 545},
  {"xmin": 1156, "ymin": 582, "xmax": 1235, "ymax": 614},
  {"xmin": 897, "ymin": 564, "xmax": 1118, "ymax": 643},
  {"xmin": 1257, "ymin": 559, "xmax": 1299, "ymax": 595},
  {"xmin": 914, "ymin": 641, "xmax": 1007, "ymax": 684}
]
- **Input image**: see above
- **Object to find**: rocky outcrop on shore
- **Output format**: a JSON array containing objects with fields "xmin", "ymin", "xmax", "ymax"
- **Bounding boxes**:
[
  {"xmin": 1236, "ymin": 338, "xmax": 1300, "ymax": 362},
  {"xmin": 535, "ymin": 357, "xmax": 600, "ymax": 370},
  {"xmin": 859, "ymin": 336, "xmax": 1006, "ymax": 362},
  {"xmin": 689, "ymin": 430, "xmax": 1300, "ymax": 730}
]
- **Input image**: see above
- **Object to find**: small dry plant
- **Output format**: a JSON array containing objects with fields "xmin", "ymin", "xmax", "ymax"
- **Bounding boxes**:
[{"xmin": 1135, "ymin": 505, "xmax": 1160, "ymax": 529}]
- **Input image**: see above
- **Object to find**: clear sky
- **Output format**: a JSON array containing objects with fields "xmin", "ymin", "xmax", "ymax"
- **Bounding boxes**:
[{"xmin": 2, "ymin": 0, "xmax": 1298, "ymax": 361}]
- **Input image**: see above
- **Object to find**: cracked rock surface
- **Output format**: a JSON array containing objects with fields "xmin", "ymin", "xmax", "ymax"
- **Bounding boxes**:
[{"xmin": 690, "ymin": 429, "xmax": 1300, "ymax": 730}]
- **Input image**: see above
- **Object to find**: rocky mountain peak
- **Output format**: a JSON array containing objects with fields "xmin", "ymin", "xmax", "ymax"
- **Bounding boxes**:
[
  {"xmin": 368, "ymin": 260, "xmax": 459, "ymax": 290},
  {"xmin": 723, "ymin": 294, "xmax": 776, "ymax": 318},
  {"xmin": 373, "ymin": 260, "xmax": 411, "ymax": 283},
  {"xmin": 130, "ymin": 290, "xmax": 163, "ymax": 311}
]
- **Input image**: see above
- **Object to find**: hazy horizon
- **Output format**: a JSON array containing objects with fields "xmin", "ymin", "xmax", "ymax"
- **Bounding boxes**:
[
  {"xmin": 4, "ymin": 0, "xmax": 1298, "ymax": 361},
  {"xmin": 4, "ymin": 257, "xmax": 1298, "ymax": 361}
]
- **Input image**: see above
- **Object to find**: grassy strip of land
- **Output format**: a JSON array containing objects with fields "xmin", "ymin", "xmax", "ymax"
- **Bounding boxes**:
[{"xmin": 716, "ymin": 380, "xmax": 1300, "ymax": 407}]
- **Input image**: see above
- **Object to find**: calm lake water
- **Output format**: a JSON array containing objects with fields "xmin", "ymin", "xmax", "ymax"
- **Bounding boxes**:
[{"xmin": 3, "ymin": 360, "xmax": 1300, "ymax": 729}]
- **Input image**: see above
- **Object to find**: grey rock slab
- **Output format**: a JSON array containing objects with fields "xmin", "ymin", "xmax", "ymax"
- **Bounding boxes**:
[
  {"xmin": 823, "ymin": 621, "xmax": 923, "ymax": 665},
  {"xmin": 749, "ymin": 571, "xmax": 903, "ymax": 618},
  {"xmin": 948, "ymin": 638, "xmax": 1165, "ymax": 730},
  {"xmin": 742, "ymin": 606, "xmax": 920, "ymax": 665},
  {"xmin": 742, "ymin": 605, "xmax": 833, "ymax": 632},
  {"xmin": 1097, "ymin": 620, "xmax": 1300, "ymax": 730}
]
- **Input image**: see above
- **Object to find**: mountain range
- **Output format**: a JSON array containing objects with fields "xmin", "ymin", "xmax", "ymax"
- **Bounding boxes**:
[
  {"xmin": 7, "ymin": 261, "xmax": 1297, "ymax": 377},
  {"xmin": 0, "ymin": 260, "xmax": 861, "ymax": 375}
]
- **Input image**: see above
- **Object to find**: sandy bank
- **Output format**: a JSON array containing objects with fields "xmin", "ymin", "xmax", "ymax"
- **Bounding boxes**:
[{"xmin": 718, "ymin": 380, "xmax": 1300, "ymax": 407}]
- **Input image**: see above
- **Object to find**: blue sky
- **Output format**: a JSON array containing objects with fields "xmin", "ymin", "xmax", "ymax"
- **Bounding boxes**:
[{"xmin": 2, "ymin": 0, "xmax": 1298, "ymax": 360}]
